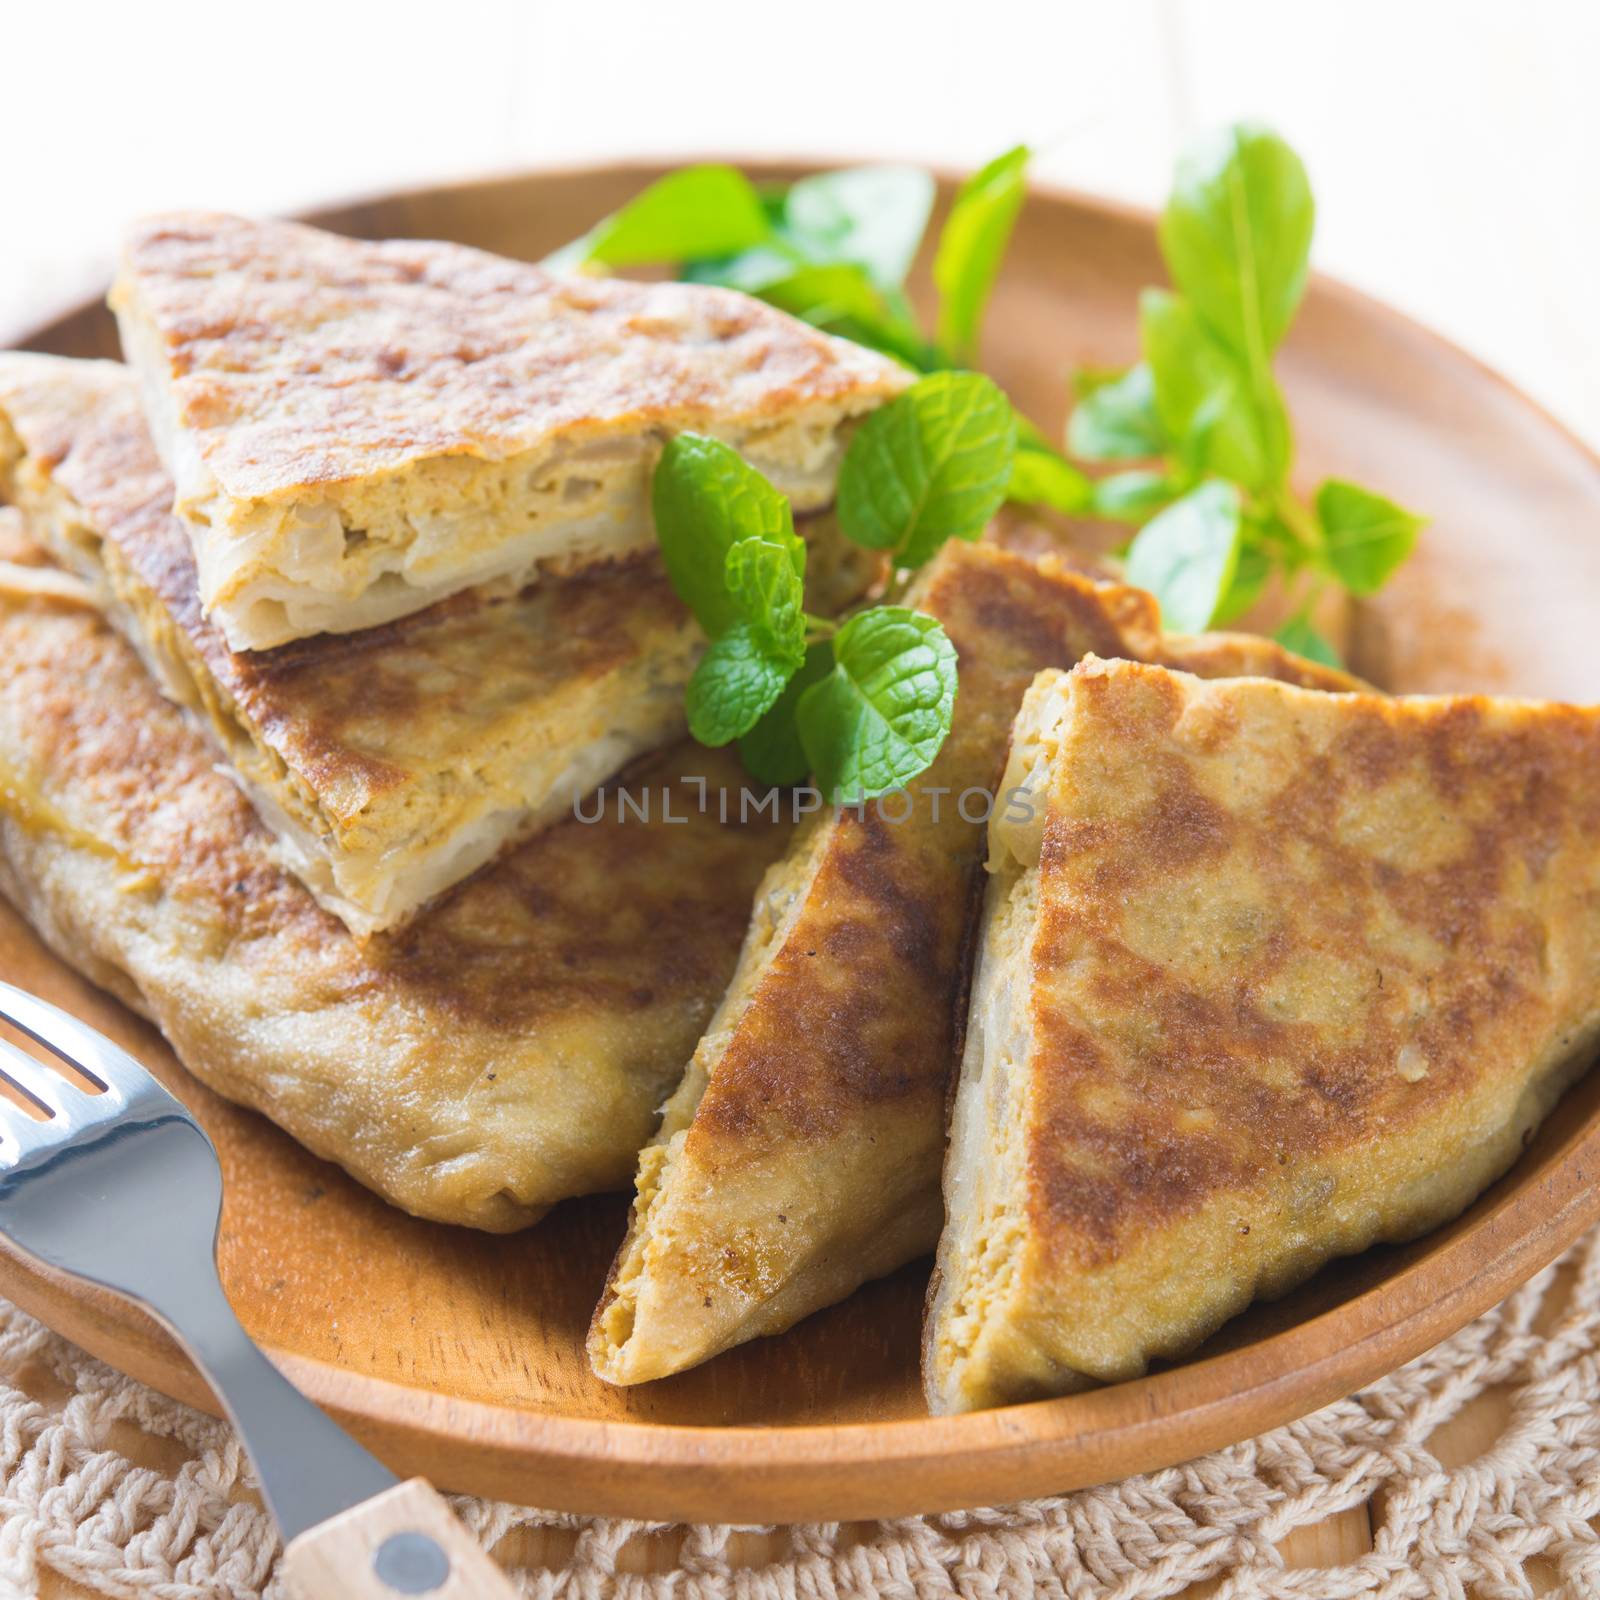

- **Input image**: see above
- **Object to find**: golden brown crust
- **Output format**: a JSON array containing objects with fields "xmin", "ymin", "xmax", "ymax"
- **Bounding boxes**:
[
  {"xmin": 115, "ymin": 212, "xmax": 908, "ymax": 501},
  {"xmin": 0, "ymin": 356, "xmax": 681, "ymax": 793},
  {"xmin": 692, "ymin": 550, "xmax": 1160, "ymax": 1155},
  {"xmin": 1031, "ymin": 660, "xmax": 1600, "ymax": 1257},
  {"xmin": 0, "ymin": 520, "xmax": 792, "ymax": 1228},
  {"xmin": 931, "ymin": 657, "xmax": 1600, "ymax": 1410},
  {"xmin": 589, "ymin": 537, "xmax": 1369, "ymax": 1384},
  {"xmin": 1159, "ymin": 629, "xmax": 1366, "ymax": 691},
  {"xmin": 0, "ymin": 354, "xmax": 717, "ymax": 930},
  {"xmin": 112, "ymin": 213, "xmax": 911, "ymax": 648},
  {"xmin": 588, "ymin": 543, "xmax": 1169, "ymax": 1383}
]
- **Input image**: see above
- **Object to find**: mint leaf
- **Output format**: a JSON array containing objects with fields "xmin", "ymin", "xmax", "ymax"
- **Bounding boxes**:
[
  {"xmin": 1274, "ymin": 615, "xmax": 1343, "ymax": 669},
  {"xmin": 549, "ymin": 165, "xmax": 771, "ymax": 271},
  {"xmin": 1006, "ymin": 410, "xmax": 1091, "ymax": 510},
  {"xmin": 1159, "ymin": 124, "xmax": 1314, "ymax": 370},
  {"xmin": 1125, "ymin": 481, "xmax": 1243, "ymax": 632},
  {"xmin": 725, "ymin": 534, "xmax": 805, "ymax": 665},
  {"xmin": 1140, "ymin": 288, "xmax": 1289, "ymax": 490},
  {"xmin": 798, "ymin": 607, "xmax": 959, "ymax": 803},
  {"xmin": 682, "ymin": 165, "xmax": 937, "ymax": 366},
  {"xmin": 686, "ymin": 624, "xmax": 796, "ymax": 746},
  {"xmin": 687, "ymin": 250, "xmax": 933, "ymax": 367},
  {"xmin": 755, "ymin": 264, "xmax": 932, "ymax": 365},
  {"xmin": 739, "ymin": 640, "xmax": 833, "ymax": 786},
  {"xmin": 756, "ymin": 261, "xmax": 891, "ymax": 323},
  {"xmin": 1213, "ymin": 538, "xmax": 1272, "ymax": 625},
  {"xmin": 653, "ymin": 434, "xmax": 797, "ymax": 638},
  {"xmin": 1316, "ymin": 479, "xmax": 1425, "ymax": 595},
  {"xmin": 1072, "ymin": 365, "xmax": 1128, "ymax": 397},
  {"xmin": 682, "ymin": 243, "xmax": 804, "ymax": 294},
  {"xmin": 1090, "ymin": 469, "xmax": 1174, "ymax": 522},
  {"xmin": 1067, "ymin": 365, "xmax": 1166, "ymax": 460},
  {"xmin": 1009, "ymin": 443, "xmax": 1092, "ymax": 512},
  {"xmin": 933, "ymin": 146, "xmax": 1030, "ymax": 365},
  {"xmin": 836, "ymin": 372, "xmax": 1017, "ymax": 565},
  {"xmin": 784, "ymin": 166, "xmax": 935, "ymax": 291}
]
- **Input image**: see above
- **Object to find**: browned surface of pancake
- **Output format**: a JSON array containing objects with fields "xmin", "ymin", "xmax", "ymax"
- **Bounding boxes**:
[
  {"xmin": 0, "ymin": 509, "xmax": 793, "ymax": 1228},
  {"xmin": 0, "ymin": 354, "xmax": 874, "ymax": 936},
  {"xmin": 927, "ymin": 657, "xmax": 1600, "ymax": 1411},
  {"xmin": 117, "ymin": 212, "xmax": 909, "ymax": 501},
  {"xmin": 589, "ymin": 541, "xmax": 1353, "ymax": 1385},
  {"xmin": 0, "ymin": 354, "xmax": 694, "ymax": 826},
  {"xmin": 690, "ymin": 554, "xmax": 1154, "ymax": 1151},
  {"xmin": 1160, "ymin": 629, "xmax": 1362, "ymax": 691}
]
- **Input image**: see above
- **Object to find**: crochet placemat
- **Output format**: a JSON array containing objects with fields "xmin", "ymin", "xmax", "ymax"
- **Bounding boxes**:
[{"xmin": 2, "ymin": 1230, "xmax": 1598, "ymax": 1600}]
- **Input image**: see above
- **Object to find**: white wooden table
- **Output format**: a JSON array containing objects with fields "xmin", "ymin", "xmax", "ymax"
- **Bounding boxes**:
[{"xmin": 5, "ymin": 0, "xmax": 1597, "ymax": 450}]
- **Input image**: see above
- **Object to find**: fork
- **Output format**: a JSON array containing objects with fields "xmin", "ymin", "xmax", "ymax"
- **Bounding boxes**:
[{"xmin": 0, "ymin": 981, "xmax": 518, "ymax": 1599}]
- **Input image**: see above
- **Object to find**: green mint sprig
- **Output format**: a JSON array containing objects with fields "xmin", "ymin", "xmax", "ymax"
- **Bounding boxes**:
[
  {"xmin": 551, "ymin": 162, "xmax": 936, "ymax": 367},
  {"xmin": 652, "ymin": 372, "xmax": 1014, "ymax": 802},
  {"xmin": 652, "ymin": 436, "xmax": 806, "ymax": 748},
  {"xmin": 836, "ymin": 370, "xmax": 1017, "ymax": 564},
  {"xmin": 1067, "ymin": 123, "xmax": 1425, "ymax": 661},
  {"xmin": 796, "ymin": 608, "xmax": 957, "ymax": 804},
  {"xmin": 933, "ymin": 146, "xmax": 1030, "ymax": 367},
  {"xmin": 548, "ymin": 154, "xmax": 1090, "ymax": 521},
  {"xmin": 553, "ymin": 130, "xmax": 1426, "ymax": 672},
  {"xmin": 543, "ymin": 166, "xmax": 772, "ymax": 276}
]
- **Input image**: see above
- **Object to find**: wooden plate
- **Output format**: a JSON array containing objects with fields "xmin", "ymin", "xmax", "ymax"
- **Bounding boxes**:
[{"xmin": 5, "ymin": 163, "xmax": 1600, "ymax": 1524}]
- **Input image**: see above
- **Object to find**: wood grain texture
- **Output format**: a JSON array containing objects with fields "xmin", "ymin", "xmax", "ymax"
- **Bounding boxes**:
[{"xmin": 3, "ymin": 163, "xmax": 1600, "ymax": 1526}]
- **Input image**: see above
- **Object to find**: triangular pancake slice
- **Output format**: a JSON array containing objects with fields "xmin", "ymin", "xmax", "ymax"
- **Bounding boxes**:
[
  {"xmin": 925, "ymin": 657, "xmax": 1600, "ymax": 1413},
  {"xmin": 0, "ymin": 354, "xmax": 873, "ymax": 936},
  {"xmin": 0, "ymin": 509, "xmax": 793, "ymax": 1228},
  {"xmin": 588, "ymin": 544, "xmax": 1357, "ymax": 1385},
  {"xmin": 113, "ymin": 213, "xmax": 909, "ymax": 649}
]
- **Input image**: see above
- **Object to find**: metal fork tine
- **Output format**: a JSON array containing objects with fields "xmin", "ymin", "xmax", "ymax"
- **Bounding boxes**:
[
  {"xmin": 0, "ymin": 1035, "xmax": 75, "ymax": 1123},
  {"xmin": 0, "ymin": 1054, "xmax": 64, "ymax": 1165},
  {"xmin": 0, "ymin": 983, "xmax": 421, "ymax": 1556},
  {"xmin": 0, "ymin": 981, "xmax": 166, "ymax": 1108}
]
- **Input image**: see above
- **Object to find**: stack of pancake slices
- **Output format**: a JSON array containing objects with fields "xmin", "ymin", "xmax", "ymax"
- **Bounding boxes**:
[{"xmin": 1, "ymin": 213, "xmax": 1597, "ymax": 1415}]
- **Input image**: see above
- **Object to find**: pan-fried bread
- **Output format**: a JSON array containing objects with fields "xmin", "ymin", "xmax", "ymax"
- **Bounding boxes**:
[
  {"xmin": 926, "ymin": 658, "xmax": 1600, "ymax": 1413},
  {"xmin": 0, "ymin": 508, "xmax": 97, "ymax": 608},
  {"xmin": 113, "ymin": 213, "xmax": 909, "ymax": 650},
  {"xmin": 588, "ymin": 543, "xmax": 1153, "ymax": 1384},
  {"xmin": 0, "ymin": 510, "xmax": 793, "ymax": 1227},
  {"xmin": 588, "ymin": 542, "xmax": 1350, "ymax": 1385},
  {"xmin": 0, "ymin": 354, "xmax": 872, "ymax": 936},
  {"xmin": 1159, "ymin": 628, "xmax": 1360, "ymax": 690}
]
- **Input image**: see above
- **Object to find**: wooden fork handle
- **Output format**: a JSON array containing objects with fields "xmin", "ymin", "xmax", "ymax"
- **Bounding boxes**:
[{"xmin": 282, "ymin": 1478, "xmax": 518, "ymax": 1599}]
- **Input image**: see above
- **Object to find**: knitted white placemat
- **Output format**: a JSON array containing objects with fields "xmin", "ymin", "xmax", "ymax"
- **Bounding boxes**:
[{"xmin": 1, "ymin": 1230, "xmax": 1598, "ymax": 1600}]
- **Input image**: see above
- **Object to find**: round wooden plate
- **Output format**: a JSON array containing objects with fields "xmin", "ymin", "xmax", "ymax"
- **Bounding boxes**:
[{"xmin": 5, "ymin": 163, "xmax": 1600, "ymax": 1525}]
